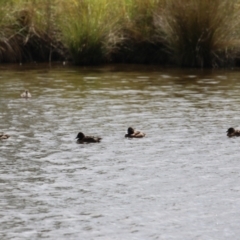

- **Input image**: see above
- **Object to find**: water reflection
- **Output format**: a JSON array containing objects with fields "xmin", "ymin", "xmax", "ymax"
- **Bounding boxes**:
[{"xmin": 1, "ymin": 64, "xmax": 240, "ymax": 239}]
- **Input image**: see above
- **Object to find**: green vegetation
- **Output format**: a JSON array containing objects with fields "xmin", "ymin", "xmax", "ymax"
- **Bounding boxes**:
[
  {"xmin": 56, "ymin": 0, "xmax": 123, "ymax": 64},
  {"xmin": 156, "ymin": 0, "xmax": 240, "ymax": 67},
  {"xmin": 0, "ymin": 0, "xmax": 240, "ymax": 67}
]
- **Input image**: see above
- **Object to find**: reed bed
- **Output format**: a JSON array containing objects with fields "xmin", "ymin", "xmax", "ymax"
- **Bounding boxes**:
[
  {"xmin": 0, "ymin": 0, "xmax": 68, "ymax": 63},
  {"xmin": 155, "ymin": 0, "xmax": 240, "ymax": 67},
  {"xmin": 0, "ymin": 0, "xmax": 240, "ymax": 67},
  {"xmin": 56, "ymin": 0, "xmax": 123, "ymax": 64}
]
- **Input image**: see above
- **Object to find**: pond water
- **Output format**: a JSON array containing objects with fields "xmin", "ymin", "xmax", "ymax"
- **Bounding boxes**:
[{"xmin": 1, "ymin": 64, "xmax": 240, "ymax": 240}]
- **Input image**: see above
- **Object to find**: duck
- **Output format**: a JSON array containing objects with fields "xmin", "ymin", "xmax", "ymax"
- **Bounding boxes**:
[
  {"xmin": 226, "ymin": 127, "xmax": 240, "ymax": 137},
  {"xmin": 125, "ymin": 127, "xmax": 146, "ymax": 138},
  {"xmin": 0, "ymin": 133, "xmax": 10, "ymax": 139},
  {"xmin": 76, "ymin": 132, "xmax": 102, "ymax": 143},
  {"xmin": 21, "ymin": 90, "xmax": 31, "ymax": 98}
]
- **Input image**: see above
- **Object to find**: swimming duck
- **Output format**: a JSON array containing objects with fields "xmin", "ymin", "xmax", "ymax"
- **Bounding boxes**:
[
  {"xmin": 0, "ymin": 133, "xmax": 10, "ymax": 139},
  {"xmin": 226, "ymin": 127, "xmax": 240, "ymax": 137},
  {"xmin": 76, "ymin": 132, "xmax": 102, "ymax": 143},
  {"xmin": 21, "ymin": 90, "xmax": 31, "ymax": 98},
  {"xmin": 125, "ymin": 127, "xmax": 146, "ymax": 138}
]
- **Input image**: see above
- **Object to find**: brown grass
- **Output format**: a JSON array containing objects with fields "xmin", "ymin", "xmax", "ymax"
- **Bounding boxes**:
[
  {"xmin": 154, "ymin": 0, "xmax": 240, "ymax": 67},
  {"xmin": 0, "ymin": 0, "xmax": 240, "ymax": 67}
]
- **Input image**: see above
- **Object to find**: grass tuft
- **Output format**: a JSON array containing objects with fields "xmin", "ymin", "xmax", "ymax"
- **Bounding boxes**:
[
  {"xmin": 56, "ymin": 0, "xmax": 123, "ymax": 65},
  {"xmin": 154, "ymin": 0, "xmax": 240, "ymax": 67}
]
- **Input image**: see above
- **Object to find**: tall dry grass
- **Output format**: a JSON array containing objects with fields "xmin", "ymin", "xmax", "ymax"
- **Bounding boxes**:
[
  {"xmin": 154, "ymin": 0, "xmax": 240, "ymax": 67},
  {"xmin": 0, "ymin": 0, "xmax": 67, "ymax": 63},
  {"xmin": 0, "ymin": 0, "xmax": 240, "ymax": 67},
  {"xmin": 111, "ymin": 0, "xmax": 166, "ymax": 63},
  {"xmin": 56, "ymin": 0, "xmax": 123, "ymax": 64}
]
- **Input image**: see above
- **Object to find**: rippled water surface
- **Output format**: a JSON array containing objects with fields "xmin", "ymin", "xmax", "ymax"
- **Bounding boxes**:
[{"xmin": 1, "ymin": 64, "xmax": 240, "ymax": 240}]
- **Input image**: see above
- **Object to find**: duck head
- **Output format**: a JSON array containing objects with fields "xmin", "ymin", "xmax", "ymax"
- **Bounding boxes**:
[
  {"xmin": 227, "ymin": 127, "xmax": 235, "ymax": 134},
  {"xmin": 127, "ymin": 127, "xmax": 134, "ymax": 135},
  {"xmin": 76, "ymin": 132, "xmax": 85, "ymax": 140}
]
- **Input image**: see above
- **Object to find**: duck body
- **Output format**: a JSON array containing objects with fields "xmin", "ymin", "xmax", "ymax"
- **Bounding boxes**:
[
  {"xmin": 227, "ymin": 127, "xmax": 240, "ymax": 137},
  {"xmin": 125, "ymin": 127, "xmax": 146, "ymax": 138},
  {"xmin": 21, "ymin": 90, "xmax": 31, "ymax": 98},
  {"xmin": 0, "ymin": 133, "xmax": 10, "ymax": 139},
  {"xmin": 76, "ymin": 132, "xmax": 101, "ymax": 143}
]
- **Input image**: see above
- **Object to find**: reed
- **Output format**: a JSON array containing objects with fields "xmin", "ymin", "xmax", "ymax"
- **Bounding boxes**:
[
  {"xmin": 0, "ymin": 3, "xmax": 21, "ymax": 62},
  {"xmin": 56, "ymin": 0, "xmax": 167, "ymax": 64},
  {"xmin": 111, "ymin": 0, "xmax": 167, "ymax": 63},
  {"xmin": 154, "ymin": 0, "xmax": 240, "ymax": 67},
  {"xmin": 121, "ymin": 0, "xmax": 157, "ymax": 40},
  {"xmin": 0, "ymin": 0, "xmax": 240, "ymax": 67},
  {"xmin": 0, "ymin": 0, "xmax": 67, "ymax": 63},
  {"xmin": 56, "ymin": 0, "xmax": 123, "ymax": 64}
]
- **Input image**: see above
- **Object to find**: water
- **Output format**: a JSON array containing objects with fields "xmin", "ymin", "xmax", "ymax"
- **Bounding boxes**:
[{"xmin": 1, "ymin": 64, "xmax": 240, "ymax": 240}]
